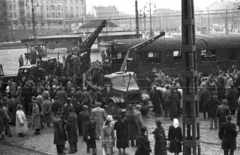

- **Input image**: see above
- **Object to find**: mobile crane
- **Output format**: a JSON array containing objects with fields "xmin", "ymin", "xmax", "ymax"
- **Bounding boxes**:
[{"xmin": 99, "ymin": 32, "xmax": 166, "ymax": 117}]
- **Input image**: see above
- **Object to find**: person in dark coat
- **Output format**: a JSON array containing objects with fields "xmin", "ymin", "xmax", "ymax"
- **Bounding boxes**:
[
  {"xmin": 0, "ymin": 102, "xmax": 9, "ymax": 139},
  {"xmin": 79, "ymin": 105, "xmax": 90, "ymax": 139},
  {"xmin": 75, "ymin": 87, "xmax": 82, "ymax": 103},
  {"xmin": 56, "ymin": 87, "xmax": 67, "ymax": 106},
  {"xmin": 75, "ymin": 101, "xmax": 83, "ymax": 136},
  {"xmin": 52, "ymin": 97, "xmax": 62, "ymax": 116},
  {"xmin": 168, "ymin": 118, "xmax": 183, "ymax": 155},
  {"xmin": 237, "ymin": 97, "xmax": 240, "ymax": 132},
  {"xmin": 66, "ymin": 106, "xmax": 78, "ymax": 154},
  {"xmin": 135, "ymin": 126, "xmax": 152, "ymax": 155},
  {"xmin": 199, "ymin": 87, "xmax": 211, "ymax": 119},
  {"xmin": 126, "ymin": 105, "xmax": 140, "ymax": 147},
  {"xmin": 150, "ymin": 85, "xmax": 163, "ymax": 116},
  {"xmin": 216, "ymin": 99, "xmax": 231, "ymax": 130},
  {"xmin": 84, "ymin": 116, "xmax": 97, "ymax": 154},
  {"xmin": 81, "ymin": 88, "xmax": 92, "ymax": 107},
  {"xmin": 152, "ymin": 120, "xmax": 167, "ymax": 155},
  {"xmin": 114, "ymin": 115, "xmax": 129, "ymax": 155},
  {"xmin": 53, "ymin": 110, "xmax": 67, "ymax": 155},
  {"xmin": 169, "ymin": 86, "xmax": 178, "ymax": 121},
  {"xmin": 219, "ymin": 115, "xmax": 238, "ymax": 155},
  {"xmin": 63, "ymin": 98, "xmax": 73, "ymax": 121},
  {"xmin": 206, "ymin": 95, "xmax": 220, "ymax": 129},
  {"xmin": 226, "ymin": 85, "xmax": 238, "ymax": 115},
  {"xmin": 216, "ymin": 73, "xmax": 225, "ymax": 101}
]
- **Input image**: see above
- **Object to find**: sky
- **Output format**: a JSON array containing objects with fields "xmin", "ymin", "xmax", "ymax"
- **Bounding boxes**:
[{"xmin": 86, "ymin": 0, "xmax": 231, "ymax": 14}]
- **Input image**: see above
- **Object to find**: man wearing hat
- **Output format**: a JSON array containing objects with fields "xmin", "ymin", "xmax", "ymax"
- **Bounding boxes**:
[
  {"xmin": 63, "ymin": 98, "xmax": 73, "ymax": 121},
  {"xmin": 81, "ymin": 87, "xmax": 92, "ymax": 107},
  {"xmin": 53, "ymin": 110, "xmax": 67, "ymax": 155},
  {"xmin": 66, "ymin": 106, "xmax": 78, "ymax": 154},
  {"xmin": 216, "ymin": 99, "xmax": 231, "ymax": 130},
  {"xmin": 151, "ymin": 84, "xmax": 163, "ymax": 117},
  {"xmin": 32, "ymin": 97, "xmax": 41, "ymax": 135},
  {"xmin": 126, "ymin": 105, "xmax": 139, "ymax": 147},
  {"xmin": 219, "ymin": 115, "xmax": 238, "ymax": 155},
  {"xmin": 52, "ymin": 97, "xmax": 62, "ymax": 117},
  {"xmin": 79, "ymin": 105, "xmax": 90, "ymax": 139},
  {"xmin": 134, "ymin": 105, "xmax": 143, "ymax": 127},
  {"xmin": 206, "ymin": 94, "xmax": 220, "ymax": 129},
  {"xmin": 91, "ymin": 102, "xmax": 107, "ymax": 139},
  {"xmin": 135, "ymin": 126, "xmax": 151, "ymax": 155},
  {"xmin": 56, "ymin": 86, "xmax": 67, "ymax": 106}
]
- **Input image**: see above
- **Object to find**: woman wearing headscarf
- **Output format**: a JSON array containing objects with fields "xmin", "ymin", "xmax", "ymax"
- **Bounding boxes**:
[
  {"xmin": 16, "ymin": 104, "xmax": 28, "ymax": 137},
  {"xmin": 168, "ymin": 118, "xmax": 183, "ymax": 155},
  {"xmin": 152, "ymin": 120, "xmax": 167, "ymax": 155},
  {"xmin": 102, "ymin": 119, "xmax": 115, "ymax": 155}
]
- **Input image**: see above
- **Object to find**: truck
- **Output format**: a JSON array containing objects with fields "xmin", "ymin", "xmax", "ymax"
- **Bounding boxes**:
[
  {"xmin": 2, "ymin": 64, "xmax": 46, "ymax": 84},
  {"xmin": 89, "ymin": 32, "xmax": 166, "ymax": 117}
]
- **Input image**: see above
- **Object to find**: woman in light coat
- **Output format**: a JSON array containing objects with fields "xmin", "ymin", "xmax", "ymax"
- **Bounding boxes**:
[
  {"xmin": 102, "ymin": 119, "xmax": 115, "ymax": 155},
  {"xmin": 16, "ymin": 104, "xmax": 28, "ymax": 137}
]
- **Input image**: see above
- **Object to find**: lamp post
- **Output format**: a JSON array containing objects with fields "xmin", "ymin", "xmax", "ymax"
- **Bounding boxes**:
[
  {"xmin": 26, "ymin": 0, "xmax": 38, "ymax": 39},
  {"xmin": 144, "ymin": 0, "xmax": 156, "ymax": 38}
]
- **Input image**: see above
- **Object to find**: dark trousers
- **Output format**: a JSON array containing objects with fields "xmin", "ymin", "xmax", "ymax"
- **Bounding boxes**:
[
  {"xmin": 4, "ymin": 122, "xmax": 11, "ymax": 135},
  {"xmin": 231, "ymin": 110, "xmax": 236, "ymax": 115},
  {"xmin": 69, "ymin": 143, "xmax": 77, "ymax": 153},
  {"xmin": 224, "ymin": 150, "xmax": 234, "ymax": 155},
  {"xmin": 164, "ymin": 101, "xmax": 170, "ymax": 117},
  {"xmin": 56, "ymin": 145, "xmax": 64, "ymax": 154}
]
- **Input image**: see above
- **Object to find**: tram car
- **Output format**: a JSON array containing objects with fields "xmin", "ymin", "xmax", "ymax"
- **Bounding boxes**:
[{"xmin": 100, "ymin": 34, "xmax": 240, "ymax": 83}]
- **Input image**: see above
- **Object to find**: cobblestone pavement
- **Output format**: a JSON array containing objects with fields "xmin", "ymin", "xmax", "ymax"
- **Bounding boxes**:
[{"xmin": 2, "ymin": 112, "xmax": 240, "ymax": 155}]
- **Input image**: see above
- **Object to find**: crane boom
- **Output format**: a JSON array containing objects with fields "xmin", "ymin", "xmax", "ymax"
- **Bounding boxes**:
[
  {"xmin": 120, "ymin": 31, "xmax": 165, "ymax": 71},
  {"xmin": 79, "ymin": 20, "xmax": 107, "ymax": 53}
]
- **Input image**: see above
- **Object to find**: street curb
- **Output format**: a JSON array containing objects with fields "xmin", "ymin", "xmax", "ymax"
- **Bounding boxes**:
[{"xmin": 0, "ymin": 140, "xmax": 50, "ymax": 155}]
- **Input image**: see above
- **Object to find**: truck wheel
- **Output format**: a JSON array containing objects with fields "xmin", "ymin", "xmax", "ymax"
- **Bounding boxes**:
[
  {"xmin": 108, "ymin": 101, "xmax": 119, "ymax": 118},
  {"xmin": 141, "ymin": 109, "xmax": 149, "ymax": 116}
]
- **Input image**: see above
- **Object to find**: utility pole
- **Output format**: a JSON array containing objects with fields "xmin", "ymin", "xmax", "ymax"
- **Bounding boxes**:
[
  {"xmin": 208, "ymin": 11, "xmax": 210, "ymax": 33},
  {"xmin": 149, "ymin": 1, "xmax": 153, "ymax": 37},
  {"xmin": 182, "ymin": 0, "xmax": 201, "ymax": 155},
  {"xmin": 225, "ymin": 8, "xmax": 229, "ymax": 35},
  {"xmin": 135, "ymin": 0, "xmax": 140, "ymax": 38},
  {"xmin": 31, "ymin": 0, "xmax": 36, "ymax": 39}
]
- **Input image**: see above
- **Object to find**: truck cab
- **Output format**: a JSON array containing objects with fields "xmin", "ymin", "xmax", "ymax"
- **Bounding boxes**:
[
  {"xmin": 101, "ymin": 71, "xmax": 152, "ymax": 117},
  {"xmin": 36, "ymin": 57, "xmax": 57, "ymax": 74}
]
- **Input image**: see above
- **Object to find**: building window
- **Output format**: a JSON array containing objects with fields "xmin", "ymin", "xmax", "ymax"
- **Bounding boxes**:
[
  {"xmin": 9, "ymin": 5, "xmax": 12, "ymax": 10},
  {"xmin": 201, "ymin": 50, "xmax": 216, "ymax": 61},
  {"xmin": 228, "ymin": 50, "xmax": 237, "ymax": 60},
  {"xmin": 14, "ymin": 13, "xmax": 16, "ymax": 18},
  {"xmin": 58, "ymin": 5, "xmax": 60, "ymax": 11},
  {"xmin": 71, "ymin": 7, "xmax": 73, "ymax": 12},
  {"xmin": 14, "ymin": 5, "xmax": 16, "ymax": 10},
  {"xmin": 52, "ymin": 13, "xmax": 55, "ymax": 17},
  {"xmin": 10, "ymin": 13, "xmax": 13, "ymax": 18},
  {"xmin": 51, "ymin": 5, "xmax": 54, "ymax": 11},
  {"xmin": 147, "ymin": 52, "xmax": 162, "ymax": 64},
  {"xmin": 173, "ymin": 51, "xmax": 182, "ymax": 62}
]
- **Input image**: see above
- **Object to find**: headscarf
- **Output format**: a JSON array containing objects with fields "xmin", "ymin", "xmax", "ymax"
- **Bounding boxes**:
[
  {"xmin": 173, "ymin": 118, "xmax": 179, "ymax": 128},
  {"xmin": 106, "ymin": 115, "xmax": 113, "ymax": 122}
]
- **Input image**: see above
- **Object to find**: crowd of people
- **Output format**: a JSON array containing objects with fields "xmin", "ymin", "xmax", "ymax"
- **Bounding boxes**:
[{"xmin": 0, "ymin": 64, "xmax": 240, "ymax": 155}]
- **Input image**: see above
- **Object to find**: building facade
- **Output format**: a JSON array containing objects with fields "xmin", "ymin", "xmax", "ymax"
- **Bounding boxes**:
[{"xmin": 4, "ymin": 0, "xmax": 86, "ymax": 30}]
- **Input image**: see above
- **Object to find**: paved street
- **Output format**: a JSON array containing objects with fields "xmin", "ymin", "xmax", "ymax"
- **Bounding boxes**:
[{"xmin": 1, "ymin": 112, "xmax": 240, "ymax": 155}]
